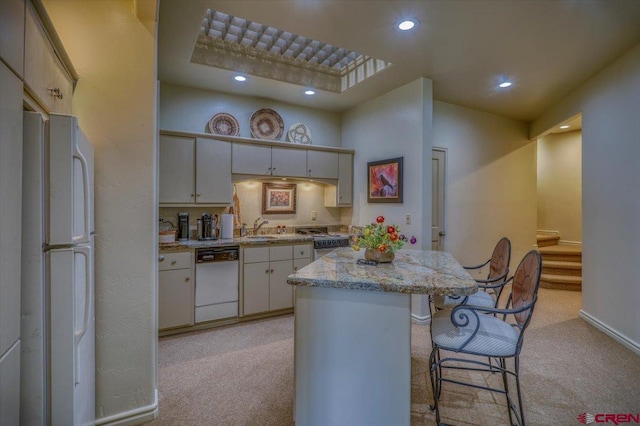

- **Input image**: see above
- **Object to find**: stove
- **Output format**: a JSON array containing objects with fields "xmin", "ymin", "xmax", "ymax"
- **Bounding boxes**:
[{"xmin": 296, "ymin": 226, "xmax": 351, "ymax": 252}]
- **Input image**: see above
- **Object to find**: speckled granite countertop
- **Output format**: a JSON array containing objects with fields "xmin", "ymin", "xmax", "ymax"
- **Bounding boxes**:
[
  {"xmin": 159, "ymin": 234, "xmax": 314, "ymax": 251},
  {"xmin": 287, "ymin": 247, "xmax": 477, "ymax": 296}
]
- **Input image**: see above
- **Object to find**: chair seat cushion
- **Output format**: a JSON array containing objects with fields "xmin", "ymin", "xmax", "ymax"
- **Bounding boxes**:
[
  {"xmin": 433, "ymin": 291, "xmax": 495, "ymax": 310},
  {"xmin": 431, "ymin": 309, "xmax": 519, "ymax": 356}
]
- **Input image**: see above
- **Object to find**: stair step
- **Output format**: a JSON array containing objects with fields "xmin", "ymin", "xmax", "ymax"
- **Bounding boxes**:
[
  {"xmin": 538, "ymin": 244, "xmax": 582, "ymax": 262},
  {"xmin": 537, "ymin": 234, "xmax": 560, "ymax": 247},
  {"xmin": 540, "ymin": 273, "xmax": 582, "ymax": 291},
  {"xmin": 542, "ymin": 260, "xmax": 582, "ymax": 276}
]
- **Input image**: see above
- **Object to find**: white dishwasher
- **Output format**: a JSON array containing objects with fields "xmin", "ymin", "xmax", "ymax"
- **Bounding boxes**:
[{"xmin": 195, "ymin": 247, "xmax": 239, "ymax": 323}]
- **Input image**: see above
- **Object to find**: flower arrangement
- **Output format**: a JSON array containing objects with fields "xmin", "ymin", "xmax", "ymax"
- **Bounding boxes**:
[{"xmin": 352, "ymin": 216, "xmax": 415, "ymax": 254}]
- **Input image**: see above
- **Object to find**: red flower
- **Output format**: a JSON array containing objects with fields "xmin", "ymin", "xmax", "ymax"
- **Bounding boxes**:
[
  {"xmin": 378, "ymin": 244, "xmax": 388, "ymax": 252},
  {"xmin": 376, "ymin": 216, "xmax": 385, "ymax": 224},
  {"xmin": 387, "ymin": 226, "xmax": 395, "ymax": 234},
  {"xmin": 389, "ymin": 233, "xmax": 399, "ymax": 241}
]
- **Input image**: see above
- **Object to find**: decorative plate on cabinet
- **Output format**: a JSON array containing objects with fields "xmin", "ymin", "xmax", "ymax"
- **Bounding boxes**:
[
  {"xmin": 287, "ymin": 122, "xmax": 312, "ymax": 144},
  {"xmin": 208, "ymin": 113, "xmax": 240, "ymax": 136},
  {"xmin": 249, "ymin": 108, "xmax": 285, "ymax": 140}
]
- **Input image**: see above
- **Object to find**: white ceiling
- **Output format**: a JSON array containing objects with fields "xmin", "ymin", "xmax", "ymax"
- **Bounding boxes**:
[{"xmin": 158, "ymin": 0, "xmax": 640, "ymax": 122}]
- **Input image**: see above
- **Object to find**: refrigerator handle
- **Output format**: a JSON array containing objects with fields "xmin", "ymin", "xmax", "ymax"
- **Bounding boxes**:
[
  {"xmin": 74, "ymin": 246, "xmax": 92, "ymax": 345},
  {"xmin": 73, "ymin": 145, "xmax": 91, "ymax": 244}
]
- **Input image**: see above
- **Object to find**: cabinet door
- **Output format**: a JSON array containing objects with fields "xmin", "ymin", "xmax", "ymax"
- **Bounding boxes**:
[
  {"xmin": 0, "ymin": 63, "xmax": 23, "ymax": 356},
  {"xmin": 293, "ymin": 258, "xmax": 311, "ymax": 274},
  {"xmin": 50, "ymin": 54, "xmax": 73, "ymax": 114},
  {"xmin": 271, "ymin": 147, "xmax": 307, "ymax": 177},
  {"xmin": 159, "ymin": 135, "xmax": 195, "ymax": 203},
  {"xmin": 307, "ymin": 150, "xmax": 339, "ymax": 179},
  {"xmin": 0, "ymin": 0, "xmax": 25, "ymax": 77},
  {"xmin": 196, "ymin": 138, "xmax": 232, "ymax": 204},
  {"xmin": 243, "ymin": 262, "xmax": 270, "ymax": 315},
  {"xmin": 337, "ymin": 153, "xmax": 353, "ymax": 205},
  {"xmin": 159, "ymin": 269, "xmax": 193, "ymax": 329},
  {"xmin": 232, "ymin": 143, "xmax": 271, "ymax": 175},
  {"xmin": 24, "ymin": 3, "xmax": 56, "ymax": 112},
  {"xmin": 269, "ymin": 260, "xmax": 293, "ymax": 311}
]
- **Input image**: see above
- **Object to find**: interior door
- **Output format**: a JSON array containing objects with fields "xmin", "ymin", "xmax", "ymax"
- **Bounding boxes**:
[{"xmin": 432, "ymin": 149, "xmax": 446, "ymax": 251}]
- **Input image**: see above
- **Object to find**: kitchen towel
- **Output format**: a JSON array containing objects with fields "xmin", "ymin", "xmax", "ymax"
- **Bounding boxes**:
[{"xmin": 221, "ymin": 214, "xmax": 234, "ymax": 239}]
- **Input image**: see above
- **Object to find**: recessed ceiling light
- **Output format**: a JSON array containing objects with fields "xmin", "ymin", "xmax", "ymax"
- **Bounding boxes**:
[
  {"xmin": 234, "ymin": 75, "xmax": 247, "ymax": 82},
  {"xmin": 304, "ymin": 90, "xmax": 315, "ymax": 96},
  {"xmin": 560, "ymin": 125, "xmax": 570, "ymax": 129},
  {"xmin": 499, "ymin": 81, "xmax": 512, "ymax": 88},
  {"xmin": 397, "ymin": 18, "xmax": 418, "ymax": 31}
]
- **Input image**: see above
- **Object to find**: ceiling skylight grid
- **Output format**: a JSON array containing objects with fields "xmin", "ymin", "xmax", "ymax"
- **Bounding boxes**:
[{"xmin": 191, "ymin": 9, "xmax": 392, "ymax": 93}]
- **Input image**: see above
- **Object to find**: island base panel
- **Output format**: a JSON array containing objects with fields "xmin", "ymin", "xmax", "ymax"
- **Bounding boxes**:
[{"xmin": 294, "ymin": 286, "xmax": 411, "ymax": 426}]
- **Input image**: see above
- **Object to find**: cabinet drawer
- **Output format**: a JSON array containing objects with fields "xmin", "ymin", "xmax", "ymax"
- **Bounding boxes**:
[
  {"xmin": 270, "ymin": 245, "xmax": 293, "ymax": 261},
  {"xmin": 159, "ymin": 252, "xmax": 192, "ymax": 271},
  {"xmin": 293, "ymin": 243, "xmax": 311, "ymax": 259},
  {"xmin": 243, "ymin": 246, "xmax": 269, "ymax": 263}
]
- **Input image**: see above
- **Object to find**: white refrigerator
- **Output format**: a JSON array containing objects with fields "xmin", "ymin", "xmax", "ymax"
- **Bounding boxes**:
[{"xmin": 21, "ymin": 112, "xmax": 95, "ymax": 426}]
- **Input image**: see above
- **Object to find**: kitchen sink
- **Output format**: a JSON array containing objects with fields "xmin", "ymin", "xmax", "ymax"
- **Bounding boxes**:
[{"xmin": 246, "ymin": 235, "xmax": 278, "ymax": 240}]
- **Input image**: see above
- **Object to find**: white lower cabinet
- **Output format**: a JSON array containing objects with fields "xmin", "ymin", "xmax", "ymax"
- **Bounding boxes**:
[
  {"xmin": 0, "ymin": 340, "xmax": 20, "ymax": 426},
  {"xmin": 242, "ymin": 243, "xmax": 311, "ymax": 316},
  {"xmin": 158, "ymin": 252, "xmax": 194, "ymax": 330}
]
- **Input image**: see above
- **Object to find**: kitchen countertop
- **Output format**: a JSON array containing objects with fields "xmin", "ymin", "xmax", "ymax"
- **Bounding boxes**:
[
  {"xmin": 287, "ymin": 247, "xmax": 477, "ymax": 296},
  {"xmin": 159, "ymin": 234, "xmax": 314, "ymax": 251}
]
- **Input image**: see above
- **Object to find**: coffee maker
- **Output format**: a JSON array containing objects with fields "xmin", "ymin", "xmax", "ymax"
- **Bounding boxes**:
[
  {"xmin": 201, "ymin": 213, "xmax": 217, "ymax": 240},
  {"xmin": 177, "ymin": 212, "xmax": 189, "ymax": 241}
]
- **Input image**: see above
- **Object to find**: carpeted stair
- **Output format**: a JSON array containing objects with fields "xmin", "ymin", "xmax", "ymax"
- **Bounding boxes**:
[{"xmin": 537, "ymin": 234, "xmax": 582, "ymax": 291}]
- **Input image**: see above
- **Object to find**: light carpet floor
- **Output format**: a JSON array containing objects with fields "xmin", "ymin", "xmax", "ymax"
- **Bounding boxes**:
[{"xmin": 148, "ymin": 289, "xmax": 640, "ymax": 425}]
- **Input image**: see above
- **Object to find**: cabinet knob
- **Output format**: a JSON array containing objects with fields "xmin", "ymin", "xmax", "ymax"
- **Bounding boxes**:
[
  {"xmin": 185, "ymin": 277, "xmax": 190, "ymax": 282},
  {"xmin": 171, "ymin": 260, "xmax": 177, "ymax": 265},
  {"xmin": 270, "ymin": 269, "xmax": 274, "ymax": 273},
  {"xmin": 191, "ymin": 193, "xmax": 196, "ymax": 197},
  {"xmin": 272, "ymin": 168, "xmax": 276, "ymax": 175},
  {"xmin": 308, "ymin": 169, "xmax": 312, "ymax": 176},
  {"xmin": 265, "ymin": 269, "xmax": 270, "ymax": 274},
  {"xmin": 196, "ymin": 193, "xmax": 201, "ymax": 197},
  {"xmin": 159, "ymin": 255, "xmax": 165, "ymax": 262},
  {"xmin": 300, "ymin": 250, "xmax": 304, "ymax": 255},
  {"xmin": 294, "ymin": 266, "xmax": 298, "ymax": 272},
  {"xmin": 267, "ymin": 167, "xmax": 272, "ymax": 174}
]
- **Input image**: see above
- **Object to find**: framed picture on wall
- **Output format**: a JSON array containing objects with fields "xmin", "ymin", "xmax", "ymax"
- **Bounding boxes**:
[
  {"xmin": 367, "ymin": 157, "xmax": 403, "ymax": 203},
  {"xmin": 262, "ymin": 183, "xmax": 297, "ymax": 214}
]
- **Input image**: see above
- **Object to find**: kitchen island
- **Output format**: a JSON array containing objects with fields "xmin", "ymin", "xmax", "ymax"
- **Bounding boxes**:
[{"xmin": 287, "ymin": 248, "xmax": 477, "ymax": 426}]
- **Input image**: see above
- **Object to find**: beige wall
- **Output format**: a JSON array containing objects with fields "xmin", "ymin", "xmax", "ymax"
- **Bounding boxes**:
[
  {"xmin": 160, "ymin": 83, "xmax": 342, "ymax": 147},
  {"xmin": 531, "ymin": 42, "xmax": 640, "ymax": 353},
  {"xmin": 43, "ymin": 0, "xmax": 159, "ymax": 423},
  {"xmin": 432, "ymin": 101, "xmax": 535, "ymax": 278},
  {"xmin": 342, "ymin": 78, "xmax": 433, "ymax": 321},
  {"xmin": 537, "ymin": 131, "xmax": 582, "ymax": 242}
]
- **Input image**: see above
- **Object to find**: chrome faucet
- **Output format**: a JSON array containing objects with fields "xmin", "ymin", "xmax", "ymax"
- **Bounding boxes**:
[{"xmin": 253, "ymin": 217, "xmax": 269, "ymax": 235}]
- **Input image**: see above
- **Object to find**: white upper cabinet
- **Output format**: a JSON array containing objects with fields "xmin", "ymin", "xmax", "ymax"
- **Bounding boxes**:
[
  {"xmin": 271, "ymin": 147, "xmax": 307, "ymax": 177},
  {"xmin": 0, "ymin": 0, "xmax": 25, "ymax": 78},
  {"xmin": 159, "ymin": 135, "xmax": 195, "ymax": 204},
  {"xmin": 24, "ymin": 1, "xmax": 73, "ymax": 114},
  {"xmin": 159, "ymin": 135, "xmax": 232, "ymax": 205},
  {"xmin": 307, "ymin": 150, "xmax": 339, "ymax": 179},
  {"xmin": 232, "ymin": 143, "xmax": 272, "ymax": 175},
  {"xmin": 337, "ymin": 153, "xmax": 353, "ymax": 205},
  {"xmin": 196, "ymin": 137, "xmax": 232, "ymax": 204}
]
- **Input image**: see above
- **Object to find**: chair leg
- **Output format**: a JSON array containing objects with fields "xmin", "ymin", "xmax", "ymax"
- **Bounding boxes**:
[
  {"xmin": 514, "ymin": 356, "xmax": 526, "ymax": 426},
  {"xmin": 500, "ymin": 357, "xmax": 514, "ymax": 425},
  {"xmin": 428, "ymin": 346, "xmax": 442, "ymax": 425}
]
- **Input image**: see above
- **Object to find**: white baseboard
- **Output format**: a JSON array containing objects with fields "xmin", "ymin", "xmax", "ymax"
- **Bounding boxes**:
[
  {"xmin": 411, "ymin": 313, "xmax": 431, "ymax": 325},
  {"xmin": 96, "ymin": 389, "xmax": 159, "ymax": 426},
  {"xmin": 537, "ymin": 229, "xmax": 559, "ymax": 236},
  {"xmin": 579, "ymin": 310, "xmax": 640, "ymax": 356}
]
